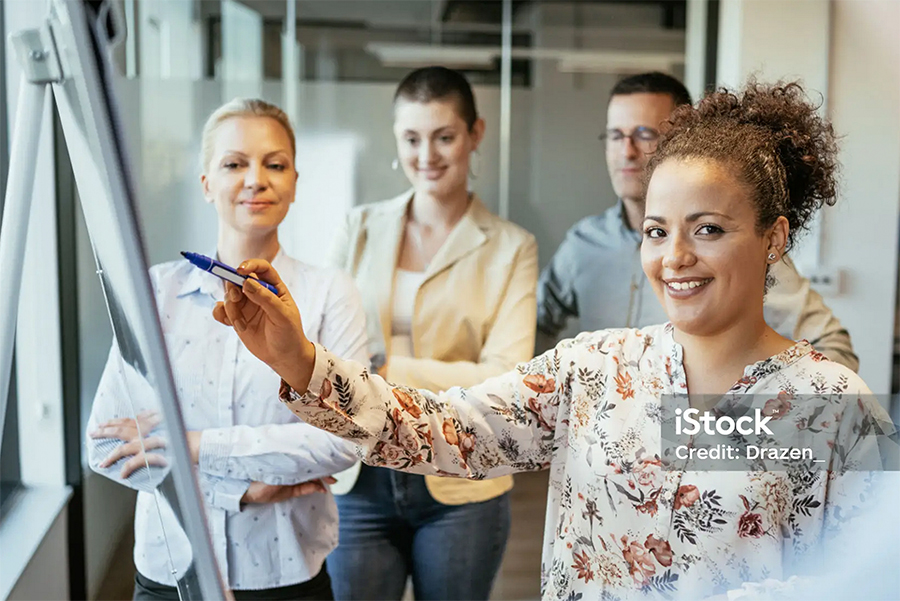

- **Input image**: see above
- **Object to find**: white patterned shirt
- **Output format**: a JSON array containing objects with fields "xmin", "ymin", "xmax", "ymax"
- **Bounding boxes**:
[
  {"xmin": 280, "ymin": 323, "xmax": 891, "ymax": 600},
  {"xmin": 87, "ymin": 249, "xmax": 368, "ymax": 589}
]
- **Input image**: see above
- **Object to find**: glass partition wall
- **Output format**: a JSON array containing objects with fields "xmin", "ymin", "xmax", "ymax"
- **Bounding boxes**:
[{"xmin": 104, "ymin": 0, "xmax": 686, "ymax": 277}]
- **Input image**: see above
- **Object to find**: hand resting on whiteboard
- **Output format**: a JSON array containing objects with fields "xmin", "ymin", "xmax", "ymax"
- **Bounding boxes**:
[
  {"xmin": 90, "ymin": 410, "xmax": 168, "ymax": 477},
  {"xmin": 90, "ymin": 413, "xmax": 200, "ymax": 477},
  {"xmin": 212, "ymin": 259, "xmax": 317, "ymax": 392},
  {"xmin": 91, "ymin": 411, "xmax": 337, "ymax": 500}
]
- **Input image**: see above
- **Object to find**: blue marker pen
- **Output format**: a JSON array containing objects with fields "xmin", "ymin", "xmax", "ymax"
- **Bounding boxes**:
[{"xmin": 180, "ymin": 251, "xmax": 279, "ymax": 295}]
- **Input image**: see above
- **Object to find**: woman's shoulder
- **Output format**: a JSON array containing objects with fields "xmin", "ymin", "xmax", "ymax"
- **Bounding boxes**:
[
  {"xmin": 789, "ymin": 351, "xmax": 895, "ymax": 441},
  {"xmin": 783, "ymin": 348, "xmax": 894, "ymax": 418},
  {"xmin": 470, "ymin": 203, "xmax": 536, "ymax": 250},
  {"xmin": 490, "ymin": 215, "xmax": 536, "ymax": 247},
  {"xmin": 346, "ymin": 192, "xmax": 411, "ymax": 222},
  {"xmin": 148, "ymin": 258, "xmax": 182, "ymax": 275},
  {"xmin": 795, "ymin": 349, "xmax": 874, "ymax": 395},
  {"xmin": 553, "ymin": 323, "xmax": 669, "ymax": 360}
]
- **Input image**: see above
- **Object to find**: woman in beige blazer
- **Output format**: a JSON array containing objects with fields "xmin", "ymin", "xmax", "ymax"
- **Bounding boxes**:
[{"xmin": 325, "ymin": 67, "xmax": 538, "ymax": 601}]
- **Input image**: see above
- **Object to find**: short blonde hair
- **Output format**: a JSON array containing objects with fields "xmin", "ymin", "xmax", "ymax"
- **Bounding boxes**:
[{"xmin": 199, "ymin": 98, "xmax": 296, "ymax": 173}]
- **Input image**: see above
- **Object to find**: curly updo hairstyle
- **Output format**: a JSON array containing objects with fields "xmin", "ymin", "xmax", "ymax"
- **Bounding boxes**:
[{"xmin": 647, "ymin": 80, "xmax": 839, "ymax": 251}]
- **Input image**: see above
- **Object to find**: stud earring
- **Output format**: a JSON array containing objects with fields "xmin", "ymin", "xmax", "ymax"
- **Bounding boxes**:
[
  {"xmin": 767, "ymin": 252, "xmax": 777, "ymax": 262},
  {"xmin": 391, "ymin": 158, "xmax": 399, "ymax": 171}
]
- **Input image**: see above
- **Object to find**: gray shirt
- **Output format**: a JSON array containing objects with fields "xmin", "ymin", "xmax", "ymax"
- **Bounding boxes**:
[{"xmin": 537, "ymin": 201, "xmax": 859, "ymax": 370}]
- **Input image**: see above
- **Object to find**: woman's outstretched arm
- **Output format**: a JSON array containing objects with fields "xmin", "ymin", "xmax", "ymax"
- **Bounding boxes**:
[
  {"xmin": 278, "ymin": 343, "xmax": 562, "ymax": 478},
  {"xmin": 214, "ymin": 259, "xmax": 566, "ymax": 478}
]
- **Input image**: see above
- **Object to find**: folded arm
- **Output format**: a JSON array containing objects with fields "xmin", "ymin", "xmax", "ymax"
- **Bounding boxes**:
[{"xmin": 198, "ymin": 422, "xmax": 360, "ymax": 484}]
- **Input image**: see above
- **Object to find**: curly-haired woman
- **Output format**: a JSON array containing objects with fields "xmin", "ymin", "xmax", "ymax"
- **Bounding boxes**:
[{"xmin": 214, "ymin": 82, "xmax": 893, "ymax": 600}]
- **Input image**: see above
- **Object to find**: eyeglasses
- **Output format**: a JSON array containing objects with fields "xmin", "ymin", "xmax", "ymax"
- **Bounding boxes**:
[{"xmin": 599, "ymin": 126, "xmax": 660, "ymax": 150}]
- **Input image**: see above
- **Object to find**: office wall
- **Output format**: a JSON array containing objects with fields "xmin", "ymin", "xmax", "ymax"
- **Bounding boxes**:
[
  {"xmin": 717, "ymin": 0, "xmax": 830, "ymax": 93},
  {"xmin": 7, "ymin": 508, "xmax": 69, "ymax": 601},
  {"xmin": 82, "ymin": 472, "xmax": 136, "ymax": 599},
  {"xmin": 514, "ymin": 25, "xmax": 618, "ymax": 269},
  {"xmin": 715, "ymin": 0, "xmax": 900, "ymax": 395},
  {"xmin": 825, "ymin": 0, "xmax": 900, "ymax": 395}
]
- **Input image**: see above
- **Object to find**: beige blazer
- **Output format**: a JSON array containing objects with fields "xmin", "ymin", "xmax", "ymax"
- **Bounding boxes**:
[{"xmin": 328, "ymin": 190, "xmax": 538, "ymax": 505}]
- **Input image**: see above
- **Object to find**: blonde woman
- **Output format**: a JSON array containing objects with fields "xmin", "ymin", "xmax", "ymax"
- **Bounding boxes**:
[{"xmin": 87, "ymin": 99, "xmax": 368, "ymax": 600}]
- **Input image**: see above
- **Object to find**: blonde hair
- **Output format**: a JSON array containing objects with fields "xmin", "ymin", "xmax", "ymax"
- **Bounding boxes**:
[{"xmin": 199, "ymin": 98, "xmax": 296, "ymax": 173}]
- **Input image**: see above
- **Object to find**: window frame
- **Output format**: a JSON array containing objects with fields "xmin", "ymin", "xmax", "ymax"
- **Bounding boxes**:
[{"xmin": 0, "ymin": 0, "xmax": 24, "ymax": 520}]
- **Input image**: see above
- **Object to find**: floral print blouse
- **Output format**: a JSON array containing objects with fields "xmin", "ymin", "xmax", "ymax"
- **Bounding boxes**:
[{"xmin": 279, "ymin": 323, "xmax": 889, "ymax": 600}]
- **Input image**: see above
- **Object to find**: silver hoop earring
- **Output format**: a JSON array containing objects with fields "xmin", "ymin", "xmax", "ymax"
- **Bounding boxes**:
[
  {"xmin": 767, "ymin": 252, "xmax": 777, "ymax": 262},
  {"xmin": 391, "ymin": 158, "xmax": 399, "ymax": 171},
  {"xmin": 468, "ymin": 151, "xmax": 480, "ymax": 180}
]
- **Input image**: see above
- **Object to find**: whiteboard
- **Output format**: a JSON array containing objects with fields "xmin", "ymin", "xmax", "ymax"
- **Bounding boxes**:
[{"xmin": 47, "ymin": 1, "xmax": 226, "ymax": 598}]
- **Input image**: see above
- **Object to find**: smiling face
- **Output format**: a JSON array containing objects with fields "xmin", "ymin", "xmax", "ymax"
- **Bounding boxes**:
[
  {"xmin": 641, "ymin": 158, "xmax": 787, "ymax": 337},
  {"xmin": 605, "ymin": 92, "xmax": 676, "ymax": 203},
  {"xmin": 393, "ymin": 97, "xmax": 484, "ymax": 199},
  {"xmin": 201, "ymin": 115, "xmax": 297, "ymax": 238}
]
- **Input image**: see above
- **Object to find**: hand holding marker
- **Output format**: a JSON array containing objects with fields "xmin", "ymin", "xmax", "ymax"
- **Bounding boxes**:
[{"xmin": 181, "ymin": 252, "xmax": 279, "ymax": 295}]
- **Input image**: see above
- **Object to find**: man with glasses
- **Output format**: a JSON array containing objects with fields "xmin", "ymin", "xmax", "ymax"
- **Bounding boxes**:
[{"xmin": 536, "ymin": 72, "xmax": 858, "ymax": 370}]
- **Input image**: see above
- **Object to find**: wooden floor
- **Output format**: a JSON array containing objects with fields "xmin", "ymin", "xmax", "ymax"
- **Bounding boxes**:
[
  {"xmin": 491, "ymin": 471, "xmax": 548, "ymax": 601},
  {"xmin": 94, "ymin": 528, "xmax": 134, "ymax": 600},
  {"xmin": 94, "ymin": 471, "xmax": 549, "ymax": 601}
]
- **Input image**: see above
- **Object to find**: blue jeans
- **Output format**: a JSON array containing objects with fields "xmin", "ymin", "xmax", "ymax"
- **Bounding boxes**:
[{"xmin": 327, "ymin": 465, "xmax": 511, "ymax": 601}]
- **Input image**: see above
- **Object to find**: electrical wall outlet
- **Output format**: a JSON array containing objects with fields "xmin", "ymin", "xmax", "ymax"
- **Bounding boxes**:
[{"xmin": 807, "ymin": 268, "xmax": 842, "ymax": 297}]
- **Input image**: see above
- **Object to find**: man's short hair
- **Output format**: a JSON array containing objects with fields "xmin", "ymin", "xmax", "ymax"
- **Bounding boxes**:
[{"xmin": 610, "ymin": 72, "xmax": 693, "ymax": 106}]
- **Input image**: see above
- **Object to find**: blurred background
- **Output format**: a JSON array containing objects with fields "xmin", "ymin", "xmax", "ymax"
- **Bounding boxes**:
[{"xmin": 1, "ymin": 1, "xmax": 898, "ymax": 599}]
